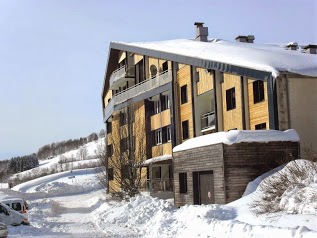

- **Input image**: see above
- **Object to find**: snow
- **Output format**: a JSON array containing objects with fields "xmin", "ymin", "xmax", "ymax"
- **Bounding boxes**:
[
  {"xmin": 173, "ymin": 129, "xmax": 299, "ymax": 152},
  {"xmin": 0, "ymin": 158, "xmax": 316, "ymax": 237},
  {"xmin": 115, "ymin": 39, "xmax": 317, "ymax": 78},
  {"xmin": 143, "ymin": 155, "xmax": 172, "ymax": 166}
]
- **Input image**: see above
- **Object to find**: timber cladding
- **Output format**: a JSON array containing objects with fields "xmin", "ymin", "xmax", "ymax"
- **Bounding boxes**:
[
  {"xmin": 173, "ymin": 143, "xmax": 226, "ymax": 207},
  {"xmin": 247, "ymin": 79, "xmax": 269, "ymax": 130},
  {"xmin": 196, "ymin": 67, "xmax": 213, "ymax": 95},
  {"xmin": 177, "ymin": 65, "xmax": 194, "ymax": 142},
  {"xmin": 173, "ymin": 141, "xmax": 299, "ymax": 206},
  {"xmin": 222, "ymin": 73, "xmax": 243, "ymax": 131}
]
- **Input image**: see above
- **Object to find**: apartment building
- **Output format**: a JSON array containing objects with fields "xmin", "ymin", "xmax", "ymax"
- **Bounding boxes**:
[{"xmin": 101, "ymin": 23, "xmax": 317, "ymax": 196}]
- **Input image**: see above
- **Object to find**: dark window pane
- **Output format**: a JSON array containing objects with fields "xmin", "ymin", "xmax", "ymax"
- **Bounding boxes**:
[
  {"xmin": 255, "ymin": 123, "xmax": 267, "ymax": 130},
  {"xmin": 182, "ymin": 121, "xmax": 189, "ymax": 140},
  {"xmin": 179, "ymin": 173, "xmax": 187, "ymax": 194},
  {"xmin": 253, "ymin": 80, "xmax": 265, "ymax": 104},
  {"xmin": 226, "ymin": 87, "xmax": 236, "ymax": 111},
  {"xmin": 181, "ymin": 85, "xmax": 188, "ymax": 104},
  {"xmin": 108, "ymin": 168, "xmax": 114, "ymax": 180}
]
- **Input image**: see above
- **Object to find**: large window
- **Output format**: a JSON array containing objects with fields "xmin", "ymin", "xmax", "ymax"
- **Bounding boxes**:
[
  {"xmin": 106, "ymin": 121, "xmax": 112, "ymax": 133},
  {"xmin": 107, "ymin": 144, "xmax": 113, "ymax": 157},
  {"xmin": 119, "ymin": 111, "xmax": 127, "ymax": 126},
  {"xmin": 162, "ymin": 125, "xmax": 172, "ymax": 143},
  {"xmin": 161, "ymin": 95, "xmax": 170, "ymax": 111},
  {"xmin": 154, "ymin": 129, "xmax": 162, "ymax": 145},
  {"xmin": 182, "ymin": 120, "xmax": 189, "ymax": 140},
  {"xmin": 108, "ymin": 168, "xmax": 114, "ymax": 181},
  {"xmin": 179, "ymin": 173, "xmax": 187, "ymax": 194},
  {"xmin": 253, "ymin": 80, "xmax": 265, "ymax": 103},
  {"xmin": 181, "ymin": 85, "xmax": 188, "ymax": 104},
  {"xmin": 154, "ymin": 100, "xmax": 160, "ymax": 114},
  {"xmin": 226, "ymin": 87, "xmax": 236, "ymax": 111}
]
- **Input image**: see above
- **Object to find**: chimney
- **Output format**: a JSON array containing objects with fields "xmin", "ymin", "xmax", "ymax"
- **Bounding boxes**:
[
  {"xmin": 235, "ymin": 35, "xmax": 255, "ymax": 43},
  {"xmin": 247, "ymin": 35, "xmax": 255, "ymax": 43},
  {"xmin": 194, "ymin": 22, "xmax": 208, "ymax": 42},
  {"xmin": 286, "ymin": 42, "xmax": 298, "ymax": 51},
  {"xmin": 303, "ymin": 44, "xmax": 317, "ymax": 54}
]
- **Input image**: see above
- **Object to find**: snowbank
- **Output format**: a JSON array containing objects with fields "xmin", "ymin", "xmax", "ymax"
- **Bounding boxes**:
[{"xmin": 173, "ymin": 129, "xmax": 299, "ymax": 152}]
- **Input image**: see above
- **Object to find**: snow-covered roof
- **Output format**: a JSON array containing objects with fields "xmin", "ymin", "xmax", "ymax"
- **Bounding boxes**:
[
  {"xmin": 111, "ymin": 39, "xmax": 317, "ymax": 78},
  {"xmin": 173, "ymin": 129, "xmax": 299, "ymax": 153},
  {"xmin": 143, "ymin": 155, "xmax": 172, "ymax": 166}
]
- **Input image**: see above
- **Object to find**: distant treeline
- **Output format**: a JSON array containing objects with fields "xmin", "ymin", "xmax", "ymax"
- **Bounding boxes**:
[
  {"xmin": 37, "ymin": 130, "xmax": 105, "ymax": 160},
  {"xmin": 0, "ymin": 129, "xmax": 105, "ymax": 182}
]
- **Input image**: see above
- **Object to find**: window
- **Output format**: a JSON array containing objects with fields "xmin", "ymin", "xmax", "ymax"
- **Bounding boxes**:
[
  {"xmin": 154, "ymin": 100, "xmax": 160, "ymax": 114},
  {"xmin": 255, "ymin": 123, "xmax": 267, "ymax": 130},
  {"xmin": 195, "ymin": 71, "xmax": 200, "ymax": 83},
  {"xmin": 182, "ymin": 120, "xmax": 189, "ymax": 140},
  {"xmin": 162, "ymin": 61, "xmax": 168, "ymax": 72},
  {"xmin": 121, "ymin": 165, "xmax": 130, "ymax": 180},
  {"xmin": 162, "ymin": 125, "xmax": 172, "ymax": 143},
  {"xmin": 153, "ymin": 167, "xmax": 161, "ymax": 179},
  {"xmin": 181, "ymin": 85, "xmax": 188, "ymax": 104},
  {"xmin": 154, "ymin": 129, "xmax": 162, "ymax": 145},
  {"xmin": 106, "ymin": 121, "xmax": 112, "ymax": 133},
  {"xmin": 119, "ymin": 111, "xmax": 127, "ymax": 126},
  {"xmin": 161, "ymin": 95, "xmax": 170, "ymax": 111},
  {"xmin": 167, "ymin": 126, "xmax": 171, "ymax": 142},
  {"xmin": 120, "ymin": 138, "xmax": 128, "ymax": 152},
  {"xmin": 108, "ymin": 168, "xmax": 114, "ymax": 181},
  {"xmin": 179, "ymin": 173, "xmax": 187, "ymax": 194},
  {"xmin": 107, "ymin": 144, "xmax": 113, "ymax": 157},
  {"xmin": 253, "ymin": 80, "xmax": 265, "ymax": 103},
  {"xmin": 226, "ymin": 87, "xmax": 236, "ymax": 111}
]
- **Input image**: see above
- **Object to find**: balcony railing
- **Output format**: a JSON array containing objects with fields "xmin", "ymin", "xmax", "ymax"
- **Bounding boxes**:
[
  {"xmin": 109, "ymin": 65, "xmax": 135, "ymax": 90},
  {"xmin": 201, "ymin": 111, "xmax": 215, "ymax": 130},
  {"xmin": 139, "ymin": 178, "xmax": 173, "ymax": 192},
  {"xmin": 104, "ymin": 70, "xmax": 172, "ymax": 121}
]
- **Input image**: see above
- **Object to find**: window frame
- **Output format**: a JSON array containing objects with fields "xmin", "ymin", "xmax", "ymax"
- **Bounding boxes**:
[
  {"xmin": 179, "ymin": 172, "xmax": 188, "ymax": 194},
  {"xmin": 226, "ymin": 87, "xmax": 236, "ymax": 111},
  {"xmin": 255, "ymin": 122, "xmax": 267, "ymax": 130},
  {"xmin": 182, "ymin": 120, "xmax": 189, "ymax": 140},
  {"xmin": 180, "ymin": 85, "xmax": 188, "ymax": 104},
  {"xmin": 253, "ymin": 80, "xmax": 265, "ymax": 104}
]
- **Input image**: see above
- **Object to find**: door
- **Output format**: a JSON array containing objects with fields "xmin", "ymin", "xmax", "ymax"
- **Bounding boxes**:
[
  {"xmin": 0, "ymin": 204, "xmax": 11, "ymax": 225},
  {"xmin": 199, "ymin": 171, "xmax": 214, "ymax": 204}
]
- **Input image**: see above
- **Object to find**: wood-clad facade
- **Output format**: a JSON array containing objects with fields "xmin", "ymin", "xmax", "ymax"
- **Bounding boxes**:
[
  {"xmin": 102, "ymin": 37, "xmax": 316, "ymax": 202},
  {"xmin": 173, "ymin": 141, "xmax": 299, "ymax": 206}
]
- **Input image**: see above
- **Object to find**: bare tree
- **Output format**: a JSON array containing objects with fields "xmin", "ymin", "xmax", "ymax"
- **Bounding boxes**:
[
  {"xmin": 97, "ymin": 102, "xmax": 149, "ymax": 200},
  {"xmin": 77, "ymin": 146, "xmax": 88, "ymax": 161}
]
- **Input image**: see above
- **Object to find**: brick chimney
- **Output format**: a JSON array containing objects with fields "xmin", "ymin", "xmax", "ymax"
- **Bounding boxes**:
[
  {"xmin": 194, "ymin": 22, "xmax": 208, "ymax": 42},
  {"xmin": 303, "ymin": 44, "xmax": 317, "ymax": 54},
  {"xmin": 235, "ymin": 35, "xmax": 255, "ymax": 43},
  {"xmin": 286, "ymin": 42, "xmax": 298, "ymax": 51}
]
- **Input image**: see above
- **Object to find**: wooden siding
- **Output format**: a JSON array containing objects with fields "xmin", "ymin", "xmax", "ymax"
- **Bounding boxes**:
[
  {"xmin": 196, "ymin": 67, "xmax": 213, "ymax": 95},
  {"xmin": 118, "ymin": 51, "xmax": 126, "ymax": 63},
  {"xmin": 134, "ymin": 54, "xmax": 143, "ymax": 65},
  {"xmin": 150, "ymin": 109, "xmax": 171, "ymax": 130},
  {"xmin": 173, "ymin": 144, "xmax": 226, "ymax": 207},
  {"xmin": 107, "ymin": 101, "xmax": 148, "ymax": 193},
  {"xmin": 173, "ymin": 141, "xmax": 299, "ymax": 206},
  {"xmin": 152, "ymin": 142, "xmax": 172, "ymax": 157},
  {"xmin": 177, "ymin": 65, "xmax": 194, "ymax": 142},
  {"xmin": 222, "ymin": 73, "xmax": 243, "ymax": 131},
  {"xmin": 247, "ymin": 79, "xmax": 269, "ymax": 130},
  {"xmin": 104, "ymin": 89, "xmax": 113, "ymax": 107},
  {"xmin": 223, "ymin": 141, "xmax": 299, "ymax": 203}
]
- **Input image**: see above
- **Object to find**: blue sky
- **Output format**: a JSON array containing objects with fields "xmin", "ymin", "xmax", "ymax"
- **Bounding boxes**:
[{"xmin": 0, "ymin": 0, "xmax": 316, "ymax": 160}]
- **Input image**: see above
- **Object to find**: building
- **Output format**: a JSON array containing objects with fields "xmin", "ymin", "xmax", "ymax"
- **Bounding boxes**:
[{"xmin": 101, "ymin": 23, "xmax": 317, "ymax": 197}]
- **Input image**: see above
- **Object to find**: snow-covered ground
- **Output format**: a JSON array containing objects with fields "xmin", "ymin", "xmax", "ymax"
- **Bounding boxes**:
[{"xmin": 0, "ymin": 159, "xmax": 316, "ymax": 237}]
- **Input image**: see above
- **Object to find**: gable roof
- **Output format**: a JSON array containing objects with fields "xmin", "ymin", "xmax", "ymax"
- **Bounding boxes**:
[{"xmin": 102, "ymin": 38, "xmax": 317, "ymax": 97}]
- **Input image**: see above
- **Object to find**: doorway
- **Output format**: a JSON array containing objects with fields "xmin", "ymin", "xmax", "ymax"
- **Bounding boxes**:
[{"xmin": 193, "ymin": 170, "xmax": 214, "ymax": 205}]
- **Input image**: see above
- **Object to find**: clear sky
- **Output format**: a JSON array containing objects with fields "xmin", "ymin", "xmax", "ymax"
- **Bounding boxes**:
[{"xmin": 0, "ymin": 0, "xmax": 316, "ymax": 160}]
